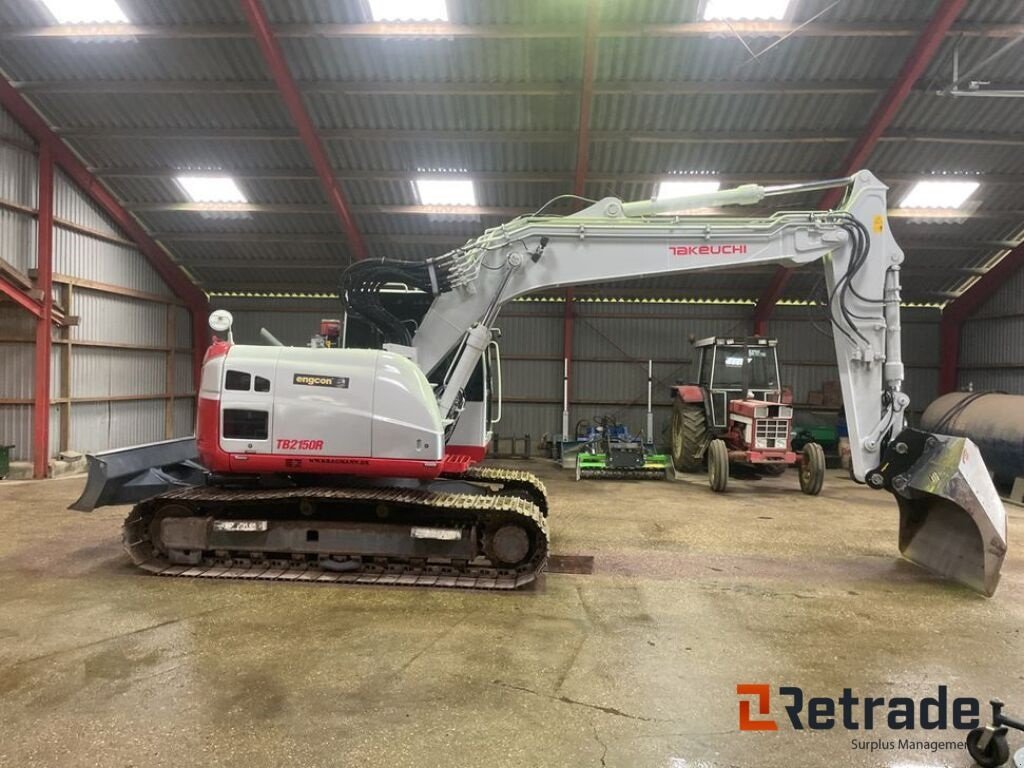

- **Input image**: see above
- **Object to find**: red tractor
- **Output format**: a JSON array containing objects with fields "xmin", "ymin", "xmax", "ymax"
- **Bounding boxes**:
[{"xmin": 670, "ymin": 337, "xmax": 825, "ymax": 495}]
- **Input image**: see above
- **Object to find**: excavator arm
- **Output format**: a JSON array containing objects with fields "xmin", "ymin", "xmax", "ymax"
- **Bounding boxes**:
[{"xmin": 395, "ymin": 170, "xmax": 1006, "ymax": 595}]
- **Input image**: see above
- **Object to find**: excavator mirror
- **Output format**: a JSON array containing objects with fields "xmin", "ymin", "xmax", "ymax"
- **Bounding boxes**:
[{"xmin": 209, "ymin": 309, "xmax": 234, "ymax": 333}]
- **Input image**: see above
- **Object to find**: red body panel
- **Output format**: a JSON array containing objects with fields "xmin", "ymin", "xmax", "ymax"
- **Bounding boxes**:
[{"xmin": 673, "ymin": 384, "xmax": 705, "ymax": 403}]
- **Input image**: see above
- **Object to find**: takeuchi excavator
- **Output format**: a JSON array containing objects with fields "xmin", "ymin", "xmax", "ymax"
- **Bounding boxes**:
[{"xmin": 73, "ymin": 171, "xmax": 1008, "ymax": 596}]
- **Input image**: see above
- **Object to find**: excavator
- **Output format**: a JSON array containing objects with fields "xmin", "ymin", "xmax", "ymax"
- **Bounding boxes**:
[{"xmin": 72, "ymin": 171, "xmax": 1008, "ymax": 596}]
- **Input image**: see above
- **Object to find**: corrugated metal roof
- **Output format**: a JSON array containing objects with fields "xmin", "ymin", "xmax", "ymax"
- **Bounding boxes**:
[{"xmin": 0, "ymin": 0, "xmax": 1018, "ymax": 302}]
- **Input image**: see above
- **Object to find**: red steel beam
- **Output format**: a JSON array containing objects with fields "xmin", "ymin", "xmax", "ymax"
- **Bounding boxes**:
[
  {"xmin": 241, "ymin": 0, "xmax": 368, "ymax": 262},
  {"xmin": 0, "ymin": 77, "xmax": 210, "ymax": 386},
  {"xmin": 938, "ymin": 242, "xmax": 1024, "ymax": 393},
  {"xmin": 564, "ymin": 0, "xmax": 600, "ymax": 414},
  {"xmin": 751, "ymin": 0, "xmax": 969, "ymax": 335},
  {"xmin": 0, "ymin": 274, "xmax": 42, "ymax": 317},
  {"xmin": 32, "ymin": 141, "xmax": 53, "ymax": 478}
]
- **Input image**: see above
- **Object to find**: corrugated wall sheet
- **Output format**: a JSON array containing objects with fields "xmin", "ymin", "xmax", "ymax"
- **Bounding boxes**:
[{"xmin": 959, "ymin": 268, "xmax": 1024, "ymax": 394}]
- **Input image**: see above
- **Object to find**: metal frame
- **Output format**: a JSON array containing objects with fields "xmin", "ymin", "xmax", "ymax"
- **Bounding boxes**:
[
  {"xmin": 751, "ymin": 0, "xmax": 970, "ymax": 335},
  {"xmin": 31, "ymin": 141, "xmax": 53, "ymax": 478}
]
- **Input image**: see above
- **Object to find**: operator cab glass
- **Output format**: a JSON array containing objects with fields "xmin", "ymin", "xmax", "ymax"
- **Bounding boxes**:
[{"xmin": 712, "ymin": 346, "xmax": 779, "ymax": 391}]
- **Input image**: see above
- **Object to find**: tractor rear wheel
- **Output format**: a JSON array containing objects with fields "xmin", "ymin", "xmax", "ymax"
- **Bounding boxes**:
[
  {"xmin": 799, "ymin": 443, "xmax": 826, "ymax": 496},
  {"xmin": 707, "ymin": 439, "xmax": 729, "ymax": 493},
  {"xmin": 671, "ymin": 399, "xmax": 708, "ymax": 473}
]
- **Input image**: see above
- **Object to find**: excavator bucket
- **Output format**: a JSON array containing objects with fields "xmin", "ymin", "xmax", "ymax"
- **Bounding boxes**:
[
  {"xmin": 879, "ymin": 429, "xmax": 1007, "ymax": 596},
  {"xmin": 69, "ymin": 437, "xmax": 206, "ymax": 512}
]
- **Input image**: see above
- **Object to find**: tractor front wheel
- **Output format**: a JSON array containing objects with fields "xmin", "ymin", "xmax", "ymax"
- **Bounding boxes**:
[
  {"xmin": 671, "ymin": 399, "xmax": 708, "ymax": 473},
  {"xmin": 707, "ymin": 439, "xmax": 729, "ymax": 493},
  {"xmin": 799, "ymin": 443, "xmax": 826, "ymax": 496}
]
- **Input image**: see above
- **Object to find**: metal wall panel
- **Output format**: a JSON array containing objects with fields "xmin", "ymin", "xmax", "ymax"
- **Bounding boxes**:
[
  {"xmin": 0, "ymin": 105, "xmax": 33, "ymax": 145},
  {"xmin": 228, "ymin": 310, "xmax": 326, "ymax": 347},
  {"xmin": 0, "ymin": 342, "xmax": 33, "ymax": 397},
  {"xmin": 973, "ymin": 269, "xmax": 1024, "ymax": 319},
  {"xmin": 958, "ymin": 370, "xmax": 1023, "ymax": 395},
  {"xmin": 174, "ymin": 352, "xmax": 193, "ymax": 396},
  {"xmin": 0, "ymin": 195, "xmax": 37, "ymax": 276},
  {"xmin": 174, "ymin": 305, "xmax": 192, "ymax": 349},
  {"xmin": 69, "ymin": 402, "xmax": 110, "ymax": 454},
  {"xmin": 54, "ymin": 228, "xmax": 172, "ymax": 296},
  {"xmin": 0, "ymin": 404, "xmax": 31, "ymax": 462},
  {"xmin": 54, "ymin": 169, "xmax": 122, "ymax": 242},
  {"xmin": 0, "ymin": 142, "xmax": 37, "ymax": 208},
  {"xmin": 71, "ymin": 289, "xmax": 168, "ymax": 346},
  {"xmin": 173, "ymin": 398, "xmax": 195, "ymax": 438},
  {"xmin": 70, "ymin": 347, "xmax": 165, "ymax": 398},
  {"xmin": 109, "ymin": 400, "xmax": 166, "ymax": 449}
]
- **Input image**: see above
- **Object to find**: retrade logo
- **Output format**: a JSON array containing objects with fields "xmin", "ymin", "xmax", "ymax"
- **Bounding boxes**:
[
  {"xmin": 737, "ymin": 684, "xmax": 778, "ymax": 731},
  {"xmin": 735, "ymin": 684, "xmax": 980, "ymax": 732}
]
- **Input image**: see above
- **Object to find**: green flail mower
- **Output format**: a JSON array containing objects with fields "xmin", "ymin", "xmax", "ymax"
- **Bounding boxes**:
[{"xmin": 574, "ymin": 417, "xmax": 671, "ymax": 481}]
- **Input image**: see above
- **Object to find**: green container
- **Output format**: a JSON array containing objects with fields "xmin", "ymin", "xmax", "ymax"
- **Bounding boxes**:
[{"xmin": 0, "ymin": 445, "xmax": 13, "ymax": 480}]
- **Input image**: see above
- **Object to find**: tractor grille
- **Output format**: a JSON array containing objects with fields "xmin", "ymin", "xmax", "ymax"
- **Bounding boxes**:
[{"xmin": 755, "ymin": 419, "xmax": 789, "ymax": 449}]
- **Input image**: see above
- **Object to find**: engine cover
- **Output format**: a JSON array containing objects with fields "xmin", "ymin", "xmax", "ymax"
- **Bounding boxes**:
[{"xmin": 197, "ymin": 345, "xmax": 445, "ymax": 477}]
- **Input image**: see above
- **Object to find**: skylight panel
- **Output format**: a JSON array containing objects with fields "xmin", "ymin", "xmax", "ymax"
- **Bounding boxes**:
[
  {"xmin": 39, "ymin": 0, "xmax": 129, "ymax": 24},
  {"xmin": 899, "ymin": 180, "xmax": 980, "ymax": 209},
  {"xmin": 176, "ymin": 176, "xmax": 248, "ymax": 204},
  {"xmin": 368, "ymin": 0, "xmax": 449, "ymax": 22},
  {"xmin": 415, "ymin": 178, "xmax": 477, "ymax": 207},
  {"xmin": 702, "ymin": 0, "xmax": 790, "ymax": 21}
]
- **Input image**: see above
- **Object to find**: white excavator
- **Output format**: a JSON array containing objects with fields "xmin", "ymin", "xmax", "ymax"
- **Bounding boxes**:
[{"xmin": 73, "ymin": 171, "xmax": 1008, "ymax": 596}]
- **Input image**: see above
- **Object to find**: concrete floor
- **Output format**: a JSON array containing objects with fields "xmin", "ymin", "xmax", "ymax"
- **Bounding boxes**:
[{"xmin": 0, "ymin": 463, "xmax": 1021, "ymax": 768}]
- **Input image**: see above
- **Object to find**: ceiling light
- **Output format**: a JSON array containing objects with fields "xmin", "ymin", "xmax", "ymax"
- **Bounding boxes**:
[
  {"xmin": 899, "ymin": 180, "xmax": 979, "ymax": 209},
  {"xmin": 369, "ymin": 0, "xmax": 448, "ymax": 22},
  {"xmin": 39, "ymin": 0, "xmax": 129, "ymax": 23},
  {"xmin": 415, "ymin": 178, "xmax": 476, "ymax": 207},
  {"xmin": 655, "ymin": 179, "xmax": 722, "ymax": 200},
  {"xmin": 702, "ymin": 0, "xmax": 790, "ymax": 20},
  {"xmin": 177, "ymin": 175, "xmax": 248, "ymax": 204}
]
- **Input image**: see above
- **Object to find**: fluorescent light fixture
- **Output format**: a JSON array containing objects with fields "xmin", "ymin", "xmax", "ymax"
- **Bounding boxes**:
[
  {"xmin": 899, "ymin": 180, "xmax": 979, "ymax": 209},
  {"xmin": 39, "ymin": 0, "xmax": 129, "ymax": 23},
  {"xmin": 703, "ymin": 0, "xmax": 790, "ymax": 20},
  {"xmin": 655, "ymin": 179, "xmax": 722, "ymax": 201},
  {"xmin": 176, "ymin": 175, "xmax": 248, "ymax": 204},
  {"xmin": 415, "ymin": 178, "xmax": 476, "ymax": 206},
  {"xmin": 368, "ymin": 0, "xmax": 448, "ymax": 21}
]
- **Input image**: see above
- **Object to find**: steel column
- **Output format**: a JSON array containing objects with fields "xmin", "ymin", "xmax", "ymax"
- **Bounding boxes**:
[
  {"xmin": 32, "ymin": 141, "xmax": 53, "ymax": 478},
  {"xmin": 938, "ymin": 242, "xmax": 1024, "ymax": 393},
  {"xmin": 751, "ymin": 0, "xmax": 969, "ymax": 333},
  {"xmin": 240, "ymin": 0, "xmax": 368, "ymax": 262},
  {"xmin": 563, "ymin": 0, "xmax": 600, "ymax": 413}
]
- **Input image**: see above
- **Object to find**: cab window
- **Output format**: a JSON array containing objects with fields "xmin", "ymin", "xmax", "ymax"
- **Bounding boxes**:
[
  {"xmin": 254, "ymin": 376, "xmax": 271, "ymax": 393},
  {"xmin": 225, "ymin": 370, "xmax": 251, "ymax": 391}
]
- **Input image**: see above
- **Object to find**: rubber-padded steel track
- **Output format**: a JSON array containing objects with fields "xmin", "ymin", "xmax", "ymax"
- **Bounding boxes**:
[
  {"xmin": 450, "ymin": 466, "xmax": 549, "ymax": 516},
  {"xmin": 123, "ymin": 483, "xmax": 548, "ymax": 590}
]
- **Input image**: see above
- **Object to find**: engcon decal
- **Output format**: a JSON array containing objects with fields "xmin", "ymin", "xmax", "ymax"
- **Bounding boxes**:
[
  {"xmin": 670, "ymin": 244, "xmax": 748, "ymax": 257},
  {"xmin": 293, "ymin": 373, "xmax": 350, "ymax": 388}
]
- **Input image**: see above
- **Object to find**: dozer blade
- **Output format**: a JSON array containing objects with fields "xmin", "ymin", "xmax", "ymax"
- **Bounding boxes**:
[
  {"xmin": 69, "ymin": 437, "xmax": 206, "ymax": 512},
  {"xmin": 876, "ymin": 429, "xmax": 1007, "ymax": 596}
]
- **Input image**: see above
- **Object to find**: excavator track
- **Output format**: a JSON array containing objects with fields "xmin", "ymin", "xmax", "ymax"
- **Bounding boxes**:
[
  {"xmin": 448, "ymin": 466, "xmax": 549, "ymax": 516},
  {"xmin": 122, "ymin": 484, "xmax": 548, "ymax": 590}
]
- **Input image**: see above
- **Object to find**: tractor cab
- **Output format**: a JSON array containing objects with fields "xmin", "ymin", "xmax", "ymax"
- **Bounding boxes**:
[{"xmin": 693, "ymin": 337, "xmax": 782, "ymax": 428}]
